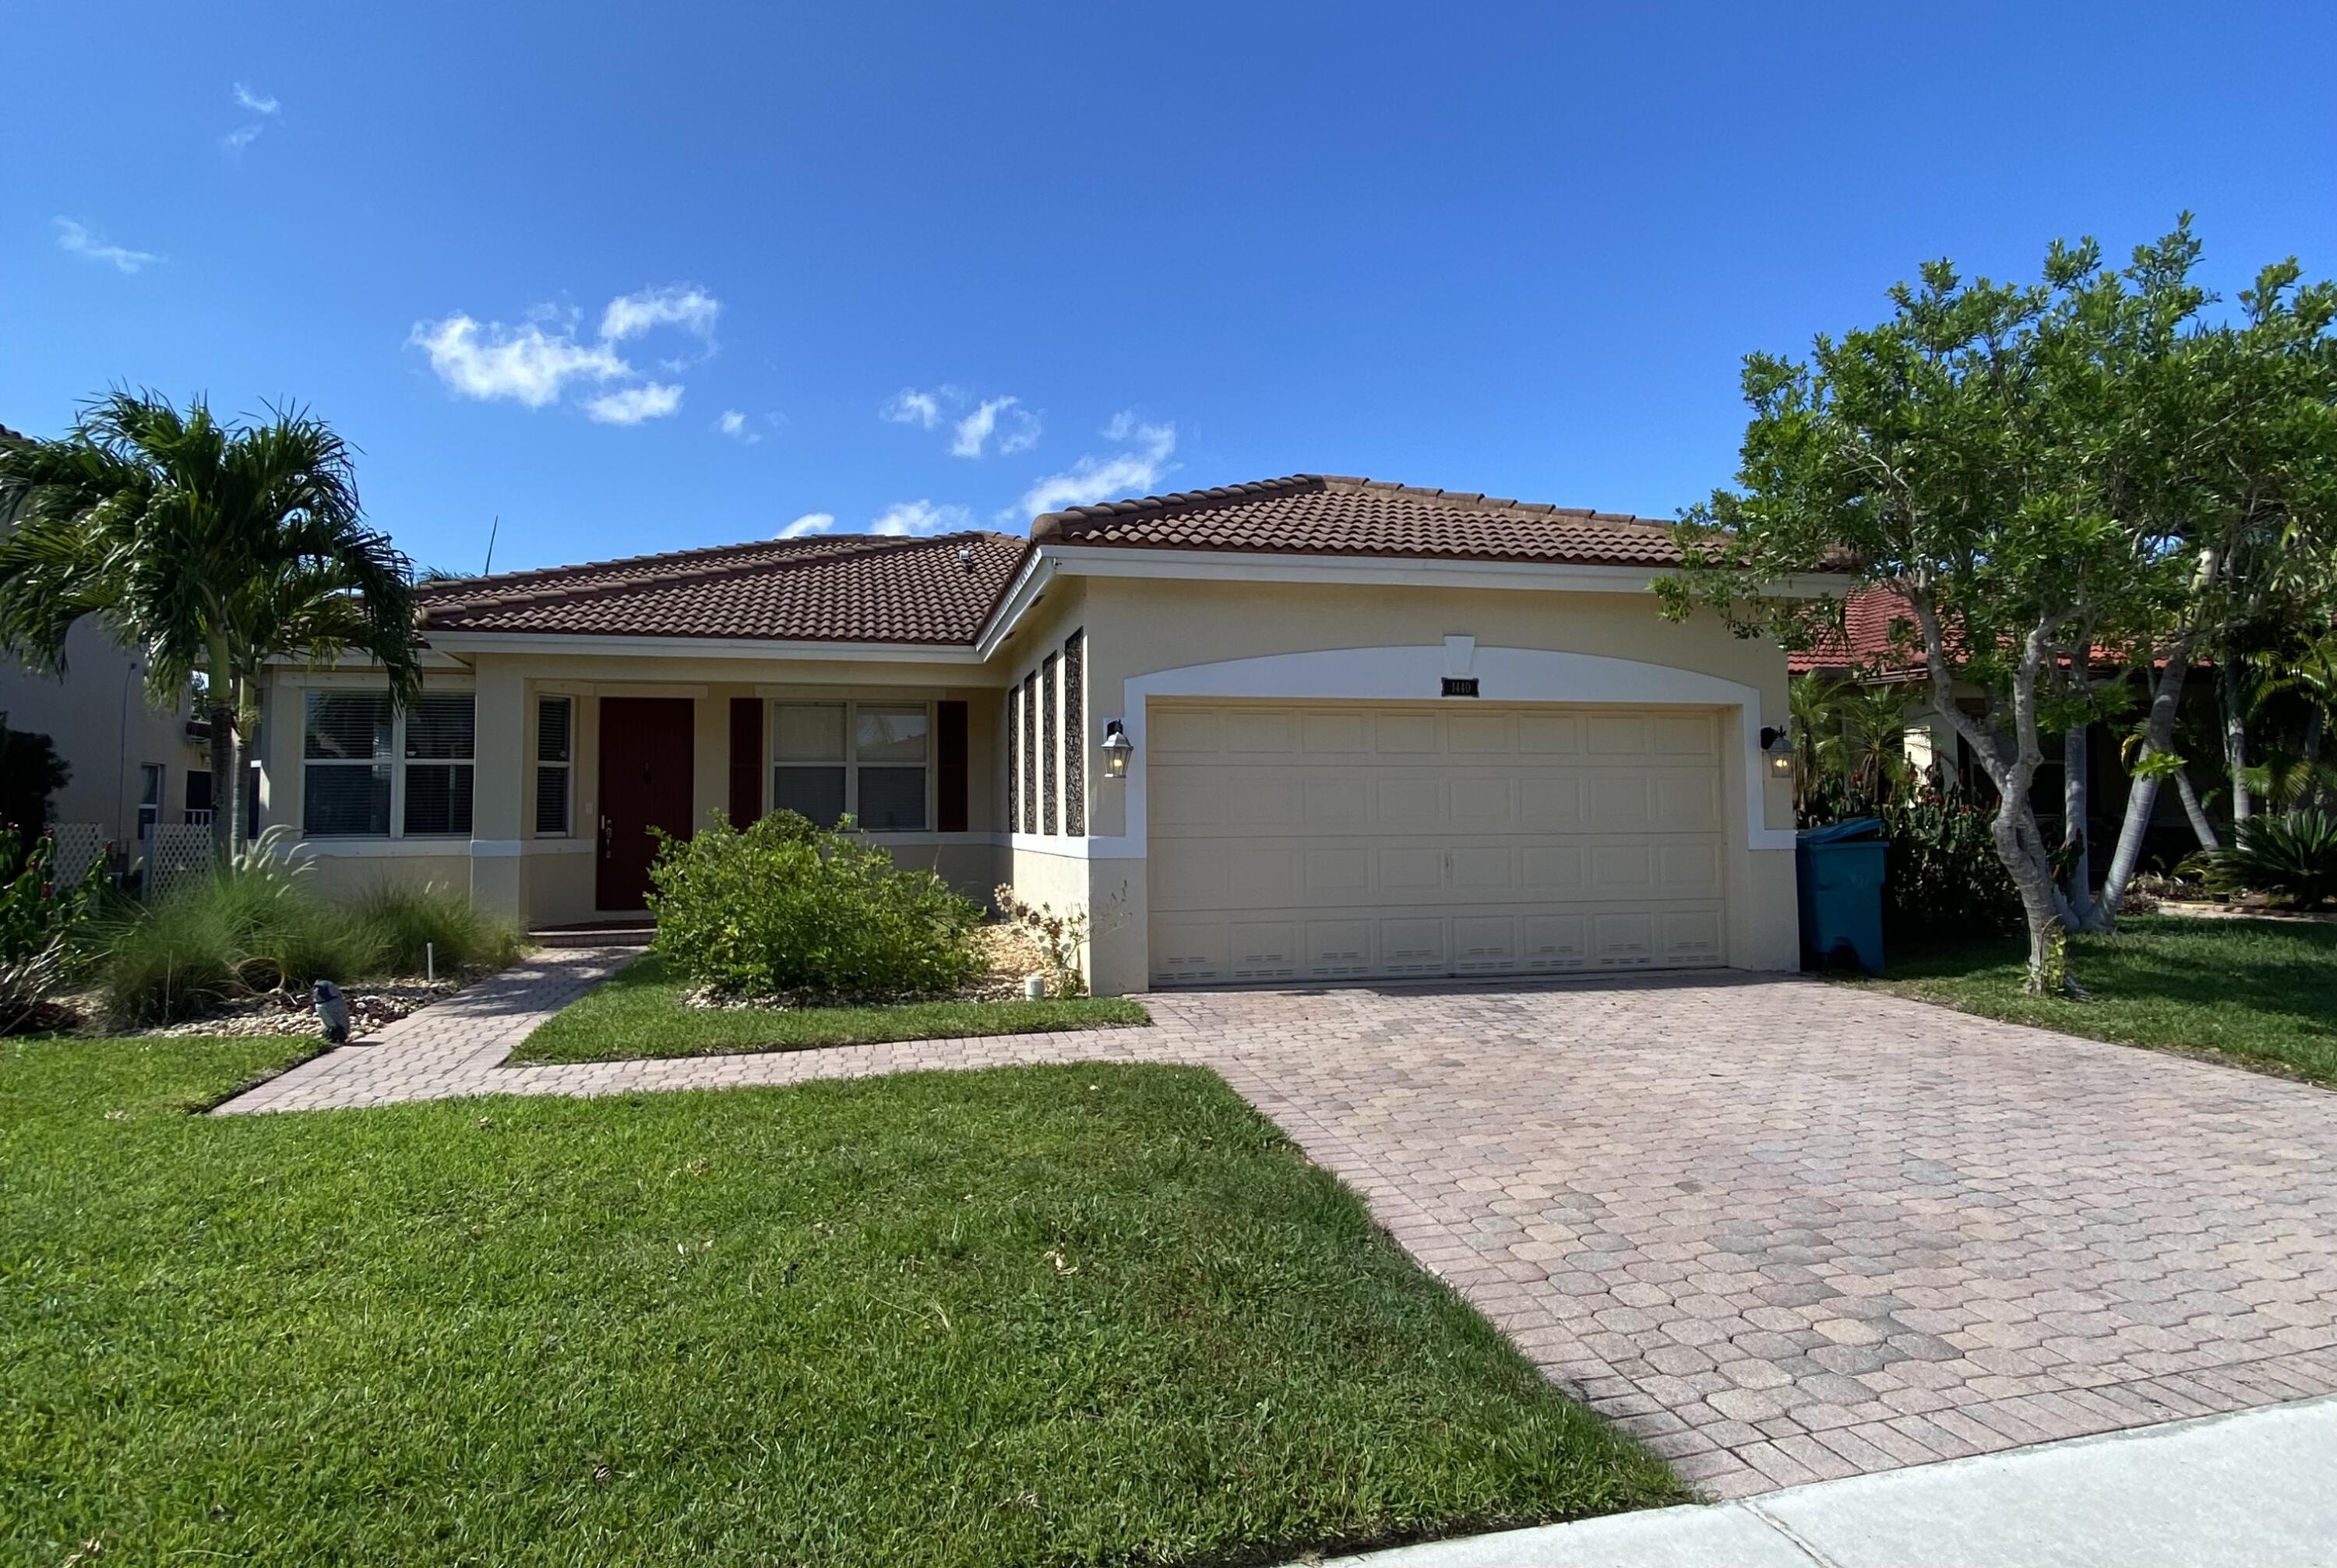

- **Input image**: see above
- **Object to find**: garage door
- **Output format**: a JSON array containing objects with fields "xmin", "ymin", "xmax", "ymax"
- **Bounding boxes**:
[{"xmin": 1147, "ymin": 701, "xmax": 1727, "ymax": 985}]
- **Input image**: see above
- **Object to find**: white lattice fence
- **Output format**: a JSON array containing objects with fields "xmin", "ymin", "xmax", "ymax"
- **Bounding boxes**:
[
  {"xmin": 146, "ymin": 823, "xmax": 213, "ymax": 901},
  {"xmin": 48, "ymin": 823, "xmax": 105, "ymax": 883}
]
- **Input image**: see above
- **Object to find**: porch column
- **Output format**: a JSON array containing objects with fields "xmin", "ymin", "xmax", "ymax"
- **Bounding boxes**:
[{"xmin": 469, "ymin": 657, "xmax": 527, "ymax": 925}]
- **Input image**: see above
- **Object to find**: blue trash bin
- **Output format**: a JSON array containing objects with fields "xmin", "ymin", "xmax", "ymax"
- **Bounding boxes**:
[{"xmin": 1796, "ymin": 818, "xmax": 1887, "ymax": 975}]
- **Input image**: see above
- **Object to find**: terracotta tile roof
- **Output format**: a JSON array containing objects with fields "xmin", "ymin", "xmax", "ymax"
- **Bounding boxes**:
[
  {"xmin": 1028, "ymin": 473, "xmax": 1683, "ymax": 567},
  {"xmin": 1788, "ymin": 589, "xmax": 1923, "ymax": 675},
  {"xmin": 413, "ymin": 530, "xmax": 1027, "ymax": 645}
]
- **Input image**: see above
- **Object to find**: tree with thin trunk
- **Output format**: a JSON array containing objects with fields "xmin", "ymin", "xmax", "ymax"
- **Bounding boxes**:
[
  {"xmin": 0, "ymin": 393, "xmax": 418, "ymax": 865},
  {"xmin": 1658, "ymin": 221, "xmax": 2337, "ymax": 994}
]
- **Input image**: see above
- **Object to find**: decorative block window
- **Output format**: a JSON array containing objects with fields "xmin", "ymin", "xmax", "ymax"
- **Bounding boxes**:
[
  {"xmin": 1041, "ymin": 652, "xmax": 1059, "ymax": 835},
  {"xmin": 536, "ymin": 696, "xmax": 573, "ymax": 836},
  {"xmin": 772, "ymin": 700, "xmax": 929, "ymax": 832},
  {"xmin": 1006, "ymin": 683, "xmax": 1021, "ymax": 835},
  {"xmin": 1020, "ymin": 672, "xmax": 1038, "ymax": 833},
  {"xmin": 302, "ymin": 689, "xmax": 475, "ymax": 838},
  {"xmin": 1063, "ymin": 629, "xmax": 1085, "ymax": 835}
]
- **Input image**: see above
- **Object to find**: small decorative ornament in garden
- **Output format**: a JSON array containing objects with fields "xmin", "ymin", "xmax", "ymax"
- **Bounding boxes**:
[{"xmin": 312, "ymin": 979, "xmax": 351, "ymax": 1045}]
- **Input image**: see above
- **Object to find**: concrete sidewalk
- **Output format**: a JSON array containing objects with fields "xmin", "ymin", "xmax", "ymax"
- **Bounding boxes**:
[{"xmin": 1327, "ymin": 1394, "xmax": 2337, "ymax": 1566}]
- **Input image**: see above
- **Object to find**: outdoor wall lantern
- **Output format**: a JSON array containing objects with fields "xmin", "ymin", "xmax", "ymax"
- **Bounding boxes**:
[
  {"xmin": 1760, "ymin": 725, "xmax": 1795, "ymax": 777},
  {"xmin": 1100, "ymin": 720, "xmax": 1134, "ymax": 780}
]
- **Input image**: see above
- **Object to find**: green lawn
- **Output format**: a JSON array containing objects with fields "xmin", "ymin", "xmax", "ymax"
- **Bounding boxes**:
[
  {"xmin": 1, "ymin": 1037, "xmax": 1680, "ymax": 1566},
  {"xmin": 513, "ymin": 953, "xmax": 1152, "ymax": 1063},
  {"xmin": 1868, "ymin": 913, "xmax": 2337, "ymax": 1087}
]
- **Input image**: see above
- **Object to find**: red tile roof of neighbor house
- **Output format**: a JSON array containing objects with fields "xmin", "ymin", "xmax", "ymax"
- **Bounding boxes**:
[
  {"xmin": 1788, "ymin": 589, "xmax": 1926, "ymax": 675},
  {"xmin": 1031, "ymin": 474, "xmax": 1684, "ymax": 566},
  {"xmin": 412, "ymin": 474, "xmax": 1692, "ymax": 646}
]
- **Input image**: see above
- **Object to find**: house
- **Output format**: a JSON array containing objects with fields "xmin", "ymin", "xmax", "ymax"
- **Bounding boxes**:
[
  {"xmin": 0, "ymin": 616, "xmax": 212, "ymax": 859},
  {"xmin": 1789, "ymin": 587, "xmax": 2212, "ymax": 864},
  {"xmin": 255, "ymin": 474, "xmax": 1822, "ymax": 994}
]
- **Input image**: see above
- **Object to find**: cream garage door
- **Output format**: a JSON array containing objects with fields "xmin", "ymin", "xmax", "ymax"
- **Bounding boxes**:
[{"xmin": 1147, "ymin": 701, "xmax": 1727, "ymax": 985}]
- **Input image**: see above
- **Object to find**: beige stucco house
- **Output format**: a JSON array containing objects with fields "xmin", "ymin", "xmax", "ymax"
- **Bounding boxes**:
[
  {"xmin": 256, "ymin": 474, "xmax": 1817, "ymax": 994},
  {"xmin": 1, "ymin": 618, "xmax": 211, "ymax": 855}
]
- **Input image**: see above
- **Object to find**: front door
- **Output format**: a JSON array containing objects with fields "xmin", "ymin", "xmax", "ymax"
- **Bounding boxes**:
[{"xmin": 597, "ymin": 697, "xmax": 696, "ymax": 911}]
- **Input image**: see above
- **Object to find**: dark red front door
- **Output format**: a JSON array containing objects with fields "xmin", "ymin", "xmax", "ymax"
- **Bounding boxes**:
[{"xmin": 597, "ymin": 697, "xmax": 696, "ymax": 910}]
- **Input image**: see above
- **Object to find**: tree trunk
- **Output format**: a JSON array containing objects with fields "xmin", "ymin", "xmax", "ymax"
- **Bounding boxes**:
[
  {"xmin": 225, "ymin": 673, "xmax": 249, "ymax": 861},
  {"xmin": 1995, "ymin": 794, "xmax": 2075, "ymax": 995},
  {"xmin": 205, "ymin": 696, "xmax": 238, "ymax": 869},
  {"xmin": 2222, "ymin": 652, "xmax": 2254, "ymax": 823},
  {"xmin": 2088, "ymin": 644, "xmax": 2195, "ymax": 932},
  {"xmin": 2175, "ymin": 769, "xmax": 2220, "ymax": 852},
  {"xmin": 2060, "ymin": 723, "xmax": 2092, "ymax": 922}
]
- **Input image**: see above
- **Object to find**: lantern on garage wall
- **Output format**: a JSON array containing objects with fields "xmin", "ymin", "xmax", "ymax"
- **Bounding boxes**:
[{"xmin": 1099, "ymin": 719, "xmax": 1133, "ymax": 780}]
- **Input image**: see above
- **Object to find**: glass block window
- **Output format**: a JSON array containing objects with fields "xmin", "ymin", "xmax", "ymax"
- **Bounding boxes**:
[
  {"xmin": 535, "ymin": 696, "xmax": 573, "ymax": 835},
  {"xmin": 1063, "ymin": 629, "xmax": 1085, "ymax": 835},
  {"xmin": 1041, "ymin": 652, "xmax": 1059, "ymax": 836}
]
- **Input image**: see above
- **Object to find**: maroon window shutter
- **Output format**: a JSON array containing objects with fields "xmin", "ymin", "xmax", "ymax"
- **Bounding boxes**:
[
  {"xmin": 936, "ymin": 700, "xmax": 969, "ymax": 833},
  {"xmin": 728, "ymin": 697, "xmax": 763, "ymax": 826}
]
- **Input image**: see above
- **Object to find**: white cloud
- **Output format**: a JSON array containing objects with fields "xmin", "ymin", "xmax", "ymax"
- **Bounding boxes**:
[
  {"xmin": 409, "ymin": 315, "xmax": 627, "ymax": 407},
  {"xmin": 51, "ymin": 218, "xmax": 161, "ymax": 275},
  {"xmin": 780, "ymin": 513, "xmax": 836, "ymax": 539},
  {"xmin": 950, "ymin": 396, "xmax": 1042, "ymax": 459},
  {"xmin": 1017, "ymin": 414, "xmax": 1176, "ymax": 517},
  {"xmin": 601, "ymin": 284, "xmax": 720, "ymax": 344},
  {"xmin": 881, "ymin": 388, "xmax": 943, "ymax": 429},
  {"xmin": 221, "ymin": 124, "xmax": 266, "ymax": 153},
  {"xmin": 411, "ymin": 284, "xmax": 723, "ymax": 424},
  {"xmin": 717, "ymin": 409, "xmax": 760, "ymax": 443},
  {"xmin": 871, "ymin": 499, "xmax": 975, "ymax": 537},
  {"xmin": 234, "ymin": 83, "xmax": 280, "ymax": 115},
  {"xmin": 584, "ymin": 382, "xmax": 684, "ymax": 425}
]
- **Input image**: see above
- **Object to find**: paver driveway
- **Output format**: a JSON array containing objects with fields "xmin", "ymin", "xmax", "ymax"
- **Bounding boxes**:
[{"xmin": 218, "ymin": 951, "xmax": 2337, "ymax": 1499}]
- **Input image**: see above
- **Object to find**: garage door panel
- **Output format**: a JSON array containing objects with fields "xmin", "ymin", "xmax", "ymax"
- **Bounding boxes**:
[
  {"xmin": 1519, "ymin": 714, "xmax": 1581, "ymax": 753},
  {"xmin": 1374, "ymin": 714, "xmax": 1439, "ymax": 753},
  {"xmin": 1147, "ymin": 701, "xmax": 1729, "ymax": 984},
  {"xmin": 1303, "ymin": 711, "xmax": 1369, "ymax": 753}
]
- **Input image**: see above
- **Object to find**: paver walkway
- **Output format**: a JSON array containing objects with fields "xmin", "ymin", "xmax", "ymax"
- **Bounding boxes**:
[{"xmin": 216, "ymin": 950, "xmax": 2337, "ymax": 1500}]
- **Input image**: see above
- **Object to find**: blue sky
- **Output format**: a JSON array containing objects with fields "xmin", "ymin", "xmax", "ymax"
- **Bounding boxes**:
[{"xmin": 8, "ymin": 2, "xmax": 2335, "ymax": 577}]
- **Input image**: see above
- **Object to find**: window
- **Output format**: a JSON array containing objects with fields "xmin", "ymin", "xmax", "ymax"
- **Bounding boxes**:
[
  {"xmin": 300, "ymin": 689, "xmax": 475, "ymax": 838},
  {"xmin": 771, "ymin": 700, "xmax": 931, "ymax": 832},
  {"xmin": 303, "ymin": 691, "xmax": 392, "ymax": 836},
  {"xmin": 1020, "ymin": 672, "xmax": 1038, "ymax": 833},
  {"xmin": 403, "ymin": 694, "xmax": 475, "ymax": 836},
  {"xmin": 1063, "ymin": 629, "xmax": 1085, "ymax": 835},
  {"xmin": 1041, "ymin": 653, "xmax": 1059, "ymax": 835},
  {"xmin": 536, "ymin": 696, "xmax": 573, "ymax": 835},
  {"xmin": 1006, "ymin": 683, "xmax": 1021, "ymax": 832},
  {"xmin": 138, "ymin": 764, "xmax": 164, "ymax": 841}
]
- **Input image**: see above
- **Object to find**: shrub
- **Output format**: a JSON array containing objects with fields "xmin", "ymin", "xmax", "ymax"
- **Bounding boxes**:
[
  {"xmin": 650, "ymin": 811, "xmax": 985, "ymax": 999},
  {"xmin": 94, "ymin": 830, "xmax": 519, "ymax": 1026},
  {"xmin": 0, "ymin": 826, "xmax": 108, "ymax": 1032},
  {"xmin": 351, "ymin": 882, "xmax": 522, "ymax": 974},
  {"xmin": 2198, "ymin": 811, "xmax": 2337, "ymax": 909},
  {"xmin": 1878, "ymin": 788, "xmax": 2022, "ymax": 940}
]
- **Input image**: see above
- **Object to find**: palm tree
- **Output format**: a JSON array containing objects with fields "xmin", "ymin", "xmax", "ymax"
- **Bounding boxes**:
[{"xmin": 0, "ymin": 392, "xmax": 418, "ymax": 865}]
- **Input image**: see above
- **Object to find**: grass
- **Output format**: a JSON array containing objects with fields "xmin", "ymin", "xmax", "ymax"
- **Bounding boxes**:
[
  {"xmin": 0, "ymin": 1039, "xmax": 1680, "ymax": 1566},
  {"xmin": 513, "ymin": 953, "xmax": 1151, "ymax": 1063},
  {"xmin": 1866, "ymin": 912, "xmax": 2337, "ymax": 1087}
]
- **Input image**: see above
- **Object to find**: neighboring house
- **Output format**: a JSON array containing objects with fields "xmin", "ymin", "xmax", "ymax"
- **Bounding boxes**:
[
  {"xmin": 0, "ymin": 617, "xmax": 211, "ymax": 858},
  {"xmin": 1791, "ymin": 588, "xmax": 2209, "ymax": 862},
  {"xmin": 256, "ymin": 474, "xmax": 1821, "ymax": 994}
]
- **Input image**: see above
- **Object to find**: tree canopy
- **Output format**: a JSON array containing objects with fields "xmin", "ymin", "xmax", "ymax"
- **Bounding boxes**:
[
  {"xmin": 0, "ymin": 392, "xmax": 420, "ymax": 864},
  {"xmin": 1659, "ymin": 220, "xmax": 2337, "ymax": 992}
]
